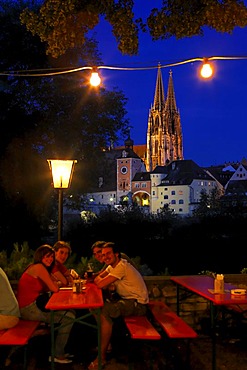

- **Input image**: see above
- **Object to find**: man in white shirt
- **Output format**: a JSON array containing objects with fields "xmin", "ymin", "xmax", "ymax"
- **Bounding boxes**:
[{"xmin": 89, "ymin": 242, "xmax": 149, "ymax": 369}]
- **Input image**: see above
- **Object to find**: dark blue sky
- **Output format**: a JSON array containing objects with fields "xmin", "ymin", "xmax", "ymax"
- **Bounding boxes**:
[{"xmin": 93, "ymin": 2, "xmax": 247, "ymax": 167}]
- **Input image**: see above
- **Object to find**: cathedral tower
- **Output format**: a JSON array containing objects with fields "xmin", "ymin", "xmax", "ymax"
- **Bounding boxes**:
[{"xmin": 146, "ymin": 66, "xmax": 183, "ymax": 172}]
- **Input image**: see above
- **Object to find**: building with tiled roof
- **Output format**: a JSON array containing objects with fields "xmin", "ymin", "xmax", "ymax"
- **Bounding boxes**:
[
  {"xmin": 79, "ymin": 68, "xmax": 245, "ymax": 217},
  {"xmin": 150, "ymin": 160, "xmax": 219, "ymax": 215}
]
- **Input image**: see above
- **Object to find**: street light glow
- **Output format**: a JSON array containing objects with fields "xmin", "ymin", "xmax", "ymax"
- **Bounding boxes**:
[
  {"xmin": 47, "ymin": 159, "xmax": 77, "ymax": 188},
  {"xmin": 47, "ymin": 159, "xmax": 77, "ymax": 240},
  {"xmin": 90, "ymin": 71, "xmax": 101, "ymax": 87},
  {"xmin": 200, "ymin": 61, "xmax": 213, "ymax": 79}
]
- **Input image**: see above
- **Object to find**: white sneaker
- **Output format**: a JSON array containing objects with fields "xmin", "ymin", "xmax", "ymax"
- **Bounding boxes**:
[{"xmin": 48, "ymin": 356, "xmax": 72, "ymax": 364}]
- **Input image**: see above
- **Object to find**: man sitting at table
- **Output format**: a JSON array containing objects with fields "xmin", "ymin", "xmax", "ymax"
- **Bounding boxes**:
[
  {"xmin": 90, "ymin": 240, "xmax": 138, "ymax": 278},
  {"xmin": 89, "ymin": 242, "xmax": 149, "ymax": 369}
]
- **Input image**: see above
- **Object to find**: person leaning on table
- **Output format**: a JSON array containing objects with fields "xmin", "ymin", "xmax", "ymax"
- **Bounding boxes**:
[
  {"xmin": 91, "ymin": 240, "xmax": 138, "ymax": 277},
  {"xmin": 17, "ymin": 244, "xmax": 75, "ymax": 364},
  {"xmin": 0, "ymin": 267, "xmax": 20, "ymax": 330},
  {"xmin": 52, "ymin": 240, "xmax": 79, "ymax": 287},
  {"xmin": 89, "ymin": 241, "xmax": 149, "ymax": 369}
]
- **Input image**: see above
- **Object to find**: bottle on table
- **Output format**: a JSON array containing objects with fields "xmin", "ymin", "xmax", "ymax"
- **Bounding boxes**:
[
  {"xmin": 214, "ymin": 274, "xmax": 224, "ymax": 293},
  {"xmin": 86, "ymin": 263, "xmax": 94, "ymax": 281}
]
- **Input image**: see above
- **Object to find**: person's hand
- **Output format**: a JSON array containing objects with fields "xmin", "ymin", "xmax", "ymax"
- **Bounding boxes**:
[
  {"xmin": 50, "ymin": 274, "xmax": 62, "ymax": 290},
  {"xmin": 108, "ymin": 283, "xmax": 116, "ymax": 292},
  {"xmin": 57, "ymin": 280, "xmax": 62, "ymax": 288}
]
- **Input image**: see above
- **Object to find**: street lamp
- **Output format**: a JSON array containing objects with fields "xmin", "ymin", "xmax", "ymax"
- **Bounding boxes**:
[{"xmin": 47, "ymin": 159, "xmax": 77, "ymax": 240}]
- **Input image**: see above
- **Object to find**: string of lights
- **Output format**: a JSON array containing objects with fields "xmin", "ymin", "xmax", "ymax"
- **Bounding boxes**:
[
  {"xmin": 98, "ymin": 56, "xmax": 247, "ymax": 70},
  {"xmin": 0, "ymin": 66, "xmax": 93, "ymax": 77},
  {"xmin": 0, "ymin": 56, "xmax": 247, "ymax": 84}
]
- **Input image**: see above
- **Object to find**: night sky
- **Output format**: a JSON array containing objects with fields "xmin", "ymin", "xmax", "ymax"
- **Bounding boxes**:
[{"xmin": 93, "ymin": 1, "xmax": 247, "ymax": 167}]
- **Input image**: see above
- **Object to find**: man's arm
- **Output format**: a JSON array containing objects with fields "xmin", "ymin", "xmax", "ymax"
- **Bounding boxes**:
[{"xmin": 94, "ymin": 274, "xmax": 117, "ymax": 289}]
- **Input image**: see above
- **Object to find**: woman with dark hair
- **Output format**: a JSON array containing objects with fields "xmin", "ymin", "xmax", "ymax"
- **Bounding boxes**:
[{"xmin": 17, "ymin": 244, "xmax": 75, "ymax": 364}]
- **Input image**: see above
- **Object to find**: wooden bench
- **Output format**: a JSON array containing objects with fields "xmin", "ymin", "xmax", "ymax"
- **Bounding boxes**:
[
  {"xmin": 123, "ymin": 315, "xmax": 161, "ymax": 369},
  {"xmin": 121, "ymin": 300, "xmax": 198, "ymax": 369},
  {"xmin": 148, "ymin": 300, "xmax": 198, "ymax": 339},
  {"xmin": 124, "ymin": 315, "xmax": 161, "ymax": 340},
  {"xmin": 148, "ymin": 300, "xmax": 198, "ymax": 367},
  {"xmin": 0, "ymin": 319, "xmax": 41, "ymax": 369}
]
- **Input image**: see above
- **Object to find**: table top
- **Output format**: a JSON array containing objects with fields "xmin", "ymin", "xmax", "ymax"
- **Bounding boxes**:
[
  {"xmin": 170, "ymin": 275, "xmax": 247, "ymax": 305},
  {"xmin": 45, "ymin": 283, "xmax": 104, "ymax": 310}
]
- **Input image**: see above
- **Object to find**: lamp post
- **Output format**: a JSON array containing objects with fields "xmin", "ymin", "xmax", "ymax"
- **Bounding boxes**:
[{"xmin": 47, "ymin": 159, "xmax": 77, "ymax": 240}]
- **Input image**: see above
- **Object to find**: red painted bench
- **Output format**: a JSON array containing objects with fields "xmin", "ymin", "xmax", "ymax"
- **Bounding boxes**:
[
  {"xmin": 148, "ymin": 300, "xmax": 198, "ymax": 367},
  {"xmin": 148, "ymin": 300, "xmax": 198, "ymax": 339},
  {"xmin": 123, "ymin": 315, "xmax": 161, "ymax": 370},
  {"xmin": 124, "ymin": 315, "xmax": 161, "ymax": 340},
  {"xmin": 123, "ymin": 301, "xmax": 198, "ymax": 369},
  {"xmin": 0, "ymin": 319, "xmax": 41, "ymax": 369}
]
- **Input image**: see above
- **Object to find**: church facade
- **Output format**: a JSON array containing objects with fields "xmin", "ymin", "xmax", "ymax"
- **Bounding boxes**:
[
  {"xmin": 146, "ymin": 67, "xmax": 183, "ymax": 171},
  {"xmin": 80, "ymin": 67, "xmax": 222, "ymax": 216}
]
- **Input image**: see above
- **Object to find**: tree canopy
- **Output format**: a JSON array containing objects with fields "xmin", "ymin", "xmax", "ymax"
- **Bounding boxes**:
[
  {"xmin": 0, "ymin": 0, "xmax": 130, "ymax": 246},
  {"xmin": 20, "ymin": 0, "xmax": 247, "ymax": 58}
]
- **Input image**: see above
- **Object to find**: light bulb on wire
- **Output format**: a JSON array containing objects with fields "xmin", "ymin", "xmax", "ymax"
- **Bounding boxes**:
[
  {"xmin": 200, "ymin": 59, "xmax": 214, "ymax": 79},
  {"xmin": 90, "ymin": 69, "xmax": 101, "ymax": 86}
]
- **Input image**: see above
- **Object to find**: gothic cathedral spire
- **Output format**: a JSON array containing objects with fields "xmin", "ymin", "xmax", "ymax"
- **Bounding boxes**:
[{"xmin": 146, "ymin": 66, "xmax": 183, "ymax": 172}]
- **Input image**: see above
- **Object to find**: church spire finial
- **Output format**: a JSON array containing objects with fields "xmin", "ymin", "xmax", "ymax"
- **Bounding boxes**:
[
  {"xmin": 153, "ymin": 64, "xmax": 165, "ymax": 111},
  {"xmin": 165, "ymin": 69, "xmax": 177, "ymax": 112}
]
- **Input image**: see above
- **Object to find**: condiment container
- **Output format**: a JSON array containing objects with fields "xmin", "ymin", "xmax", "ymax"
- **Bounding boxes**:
[{"xmin": 214, "ymin": 274, "xmax": 224, "ymax": 293}]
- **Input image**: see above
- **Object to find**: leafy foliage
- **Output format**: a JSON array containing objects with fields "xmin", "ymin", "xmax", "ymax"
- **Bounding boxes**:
[
  {"xmin": 199, "ymin": 270, "xmax": 216, "ymax": 278},
  {"xmin": 193, "ymin": 187, "xmax": 223, "ymax": 217},
  {"xmin": 19, "ymin": 0, "xmax": 247, "ymax": 58},
  {"xmin": 147, "ymin": 0, "xmax": 247, "ymax": 41},
  {"xmin": 20, "ymin": 0, "xmax": 138, "ymax": 58},
  {"xmin": 0, "ymin": 242, "xmax": 34, "ymax": 280},
  {"xmin": 0, "ymin": 240, "xmax": 152, "ymax": 280}
]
